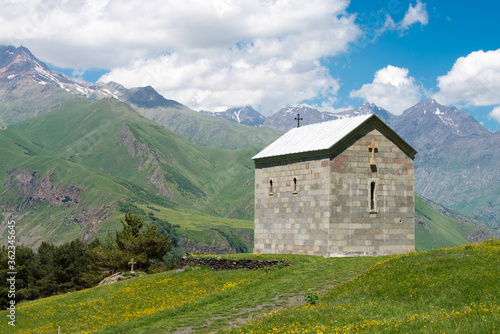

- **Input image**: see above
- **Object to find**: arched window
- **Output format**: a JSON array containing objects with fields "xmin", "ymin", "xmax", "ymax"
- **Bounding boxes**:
[{"xmin": 370, "ymin": 181, "xmax": 376, "ymax": 211}]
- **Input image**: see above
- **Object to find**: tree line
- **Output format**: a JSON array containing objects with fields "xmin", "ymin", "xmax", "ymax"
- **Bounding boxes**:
[{"xmin": 0, "ymin": 213, "xmax": 175, "ymax": 309}]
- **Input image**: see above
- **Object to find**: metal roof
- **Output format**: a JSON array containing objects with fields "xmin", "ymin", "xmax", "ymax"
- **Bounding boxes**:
[{"xmin": 253, "ymin": 114, "xmax": 374, "ymax": 160}]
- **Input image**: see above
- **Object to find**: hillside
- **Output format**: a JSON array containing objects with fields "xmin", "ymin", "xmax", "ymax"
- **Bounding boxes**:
[
  {"xmin": 1, "ymin": 240, "xmax": 497, "ymax": 333},
  {"xmin": 0, "ymin": 98, "xmax": 258, "ymax": 248},
  {"xmin": 92, "ymin": 82, "xmax": 283, "ymax": 150},
  {"xmin": 414, "ymin": 194, "xmax": 493, "ymax": 250}
]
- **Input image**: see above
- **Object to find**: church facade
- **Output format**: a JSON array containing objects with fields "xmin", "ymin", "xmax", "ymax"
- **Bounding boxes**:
[{"xmin": 252, "ymin": 114, "xmax": 417, "ymax": 257}]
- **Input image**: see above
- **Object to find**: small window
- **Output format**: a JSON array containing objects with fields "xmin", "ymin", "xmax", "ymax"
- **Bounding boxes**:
[
  {"xmin": 370, "ymin": 181, "xmax": 376, "ymax": 211},
  {"xmin": 269, "ymin": 180, "xmax": 273, "ymax": 194},
  {"xmin": 293, "ymin": 178, "xmax": 297, "ymax": 191}
]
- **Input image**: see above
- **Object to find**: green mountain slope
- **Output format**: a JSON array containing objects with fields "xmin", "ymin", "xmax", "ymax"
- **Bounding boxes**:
[
  {"xmin": 414, "ymin": 194, "xmax": 493, "ymax": 251},
  {"xmin": 131, "ymin": 103, "xmax": 282, "ymax": 150},
  {"xmin": 0, "ymin": 98, "xmax": 258, "ymax": 248}
]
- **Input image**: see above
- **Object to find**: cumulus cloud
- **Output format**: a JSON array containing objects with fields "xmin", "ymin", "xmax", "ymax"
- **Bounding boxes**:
[
  {"xmin": 400, "ymin": 0, "xmax": 428, "ymax": 31},
  {"xmin": 100, "ymin": 49, "xmax": 340, "ymax": 114},
  {"xmin": 349, "ymin": 65, "xmax": 423, "ymax": 114},
  {"xmin": 433, "ymin": 49, "xmax": 500, "ymax": 107},
  {"xmin": 489, "ymin": 106, "xmax": 500, "ymax": 123},
  {"xmin": 0, "ymin": 0, "xmax": 360, "ymax": 114}
]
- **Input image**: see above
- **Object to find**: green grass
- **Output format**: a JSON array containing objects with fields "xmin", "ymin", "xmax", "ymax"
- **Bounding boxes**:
[
  {"xmin": 1, "ymin": 241, "xmax": 498, "ymax": 333},
  {"xmin": 0, "ymin": 254, "xmax": 379, "ymax": 333},
  {"xmin": 230, "ymin": 240, "xmax": 500, "ymax": 333}
]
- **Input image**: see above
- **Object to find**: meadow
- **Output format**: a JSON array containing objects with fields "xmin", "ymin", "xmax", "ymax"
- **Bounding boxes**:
[
  {"xmin": 0, "ymin": 240, "xmax": 498, "ymax": 333},
  {"xmin": 229, "ymin": 240, "xmax": 500, "ymax": 333}
]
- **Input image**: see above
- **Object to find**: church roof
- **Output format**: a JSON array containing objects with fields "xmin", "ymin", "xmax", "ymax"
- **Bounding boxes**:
[{"xmin": 253, "ymin": 114, "xmax": 415, "ymax": 160}]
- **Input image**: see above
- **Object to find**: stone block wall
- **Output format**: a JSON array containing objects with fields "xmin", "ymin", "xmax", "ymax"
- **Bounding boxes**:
[
  {"xmin": 254, "ymin": 157, "xmax": 331, "ymax": 255},
  {"xmin": 328, "ymin": 127, "xmax": 415, "ymax": 256}
]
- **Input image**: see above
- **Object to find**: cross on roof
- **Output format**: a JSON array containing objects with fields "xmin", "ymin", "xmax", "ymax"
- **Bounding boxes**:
[
  {"xmin": 128, "ymin": 258, "xmax": 137, "ymax": 273},
  {"xmin": 368, "ymin": 138, "xmax": 378, "ymax": 166},
  {"xmin": 294, "ymin": 113, "xmax": 303, "ymax": 127}
]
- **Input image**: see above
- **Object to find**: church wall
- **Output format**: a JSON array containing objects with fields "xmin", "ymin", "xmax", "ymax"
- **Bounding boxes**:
[
  {"xmin": 328, "ymin": 127, "xmax": 415, "ymax": 256},
  {"xmin": 254, "ymin": 157, "xmax": 331, "ymax": 255}
]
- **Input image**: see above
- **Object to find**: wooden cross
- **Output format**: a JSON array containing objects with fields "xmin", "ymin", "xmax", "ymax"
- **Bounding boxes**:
[
  {"xmin": 128, "ymin": 258, "xmax": 136, "ymax": 273},
  {"xmin": 294, "ymin": 113, "xmax": 303, "ymax": 127},
  {"xmin": 368, "ymin": 138, "xmax": 378, "ymax": 165}
]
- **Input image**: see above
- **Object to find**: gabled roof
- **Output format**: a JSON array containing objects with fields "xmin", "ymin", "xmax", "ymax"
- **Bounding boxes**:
[{"xmin": 253, "ymin": 114, "xmax": 416, "ymax": 160}]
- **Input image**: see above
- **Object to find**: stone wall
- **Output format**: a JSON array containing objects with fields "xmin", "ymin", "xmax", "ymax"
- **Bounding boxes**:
[
  {"xmin": 179, "ymin": 257, "xmax": 289, "ymax": 270},
  {"xmin": 328, "ymin": 126, "xmax": 415, "ymax": 256},
  {"xmin": 254, "ymin": 157, "xmax": 331, "ymax": 255}
]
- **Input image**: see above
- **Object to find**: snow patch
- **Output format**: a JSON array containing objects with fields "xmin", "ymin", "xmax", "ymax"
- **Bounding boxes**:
[{"xmin": 7, "ymin": 74, "xmax": 16, "ymax": 79}]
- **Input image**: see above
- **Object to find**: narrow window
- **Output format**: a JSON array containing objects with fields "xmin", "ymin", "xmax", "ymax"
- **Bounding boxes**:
[
  {"xmin": 269, "ymin": 180, "xmax": 273, "ymax": 193},
  {"xmin": 293, "ymin": 178, "xmax": 297, "ymax": 191},
  {"xmin": 370, "ymin": 181, "xmax": 376, "ymax": 210}
]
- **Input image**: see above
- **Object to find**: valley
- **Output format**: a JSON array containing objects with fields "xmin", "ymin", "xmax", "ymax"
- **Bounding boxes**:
[{"xmin": 0, "ymin": 45, "xmax": 498, "ymax": 255}]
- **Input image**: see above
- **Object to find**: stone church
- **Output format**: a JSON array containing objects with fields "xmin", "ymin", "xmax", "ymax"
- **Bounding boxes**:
[{"xmin": 252, "ymin": 114, "xmax": 417, "ymax": 257}]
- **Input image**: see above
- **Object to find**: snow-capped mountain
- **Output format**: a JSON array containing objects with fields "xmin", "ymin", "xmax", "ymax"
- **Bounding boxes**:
[
  {"xmin": 390, "ymin": 100, "xmax": 498, "ymax": 227},
  {"xmin": 261, "ymin": 105, "xmax": 338, "ymax": 131},
  {"xmin": 335, "ymin": 102, "xmax": 396, "ymax": 126},
  {"xmin": 259, "ymin": 103, "xmax": 394, "ymax": 132},
  {"xmin": 200, "ymin": 106, "xmax": 265, "ymax": 127},
  {"xmin": 0, "ymin": 45, "xmax": 191, "ymax": 126}
]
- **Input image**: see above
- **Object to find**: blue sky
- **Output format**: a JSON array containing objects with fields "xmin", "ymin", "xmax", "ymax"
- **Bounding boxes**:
[
  {"xmin": 333, "ymin": 0, "xmax": 500, "ymax": 131},
  {"xmin": 1, "ymin": 0, "xmax": 499, "ymax": 131}
]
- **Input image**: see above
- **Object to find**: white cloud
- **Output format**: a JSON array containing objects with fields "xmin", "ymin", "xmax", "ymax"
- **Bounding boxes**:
[
  {"xmin": 433, "ymin": 49, "xmax": 500, "ymax": 107},
  {"xmin": 0, "ymin": 0, "xmax": 359, "ymax": 114},
  {"xmin": 489, "ymin": 106, "xmax": 500, "ymax": 123},
  {"xmin": 400, "ymin": 1, "xmax": 428, "ymax": 31},
  {"xmin": 100, "ymin": 50, "xmax": 340, "ymax": 114},
  {"xmin": 369, "ymin": 2, "xmax": 428, "ymax": 41},
  {"xmin": 350, "ymin": 65, "xmax": 423, "ymax": 114}
]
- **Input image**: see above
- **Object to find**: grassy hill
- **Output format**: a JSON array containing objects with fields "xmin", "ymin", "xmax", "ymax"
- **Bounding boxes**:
[{"xmin": 1, "ymin": 240, "xmax": 498, "ymax": 333}]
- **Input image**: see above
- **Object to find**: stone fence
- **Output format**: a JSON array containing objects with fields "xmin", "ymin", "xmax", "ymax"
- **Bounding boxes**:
[{"xmin": 179, "ymin": 257, "xmax": 290, "ymax": 270}]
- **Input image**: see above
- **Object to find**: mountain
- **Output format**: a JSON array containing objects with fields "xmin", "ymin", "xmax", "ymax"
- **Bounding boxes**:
[
  {"xmin": 200, "ymin": 106, "xmax": 266, "ymax": 127},
  {"xmin": 334, "ymin": 102, "xmax": 396, "ymax": 125},
  {"xmin": 261, "ymin": 105, "xmax": 338, "ymax": 131},
  {"xmin": 391, "ymin": 100, "xmax": 499, "ymax": 231},
  {"xmin": 0, "ymin": 45, "xmax": 77, "ymax": 125},
  {"xmin": 0, "ymin": 98, "xmax": 258, "ymax": 249},
  {"xmin": 259, "ymin": 103, "xmax": 395, "ymax": 132},
  {"xmin": 0, "ymin": 45, "xmax": 282, "ymax": 150}
]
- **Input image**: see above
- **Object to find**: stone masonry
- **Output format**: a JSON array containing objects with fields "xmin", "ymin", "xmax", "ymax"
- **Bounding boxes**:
[{"xmin": 253, "ymin": 116, "xmax": 416, "ymax": 257}]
